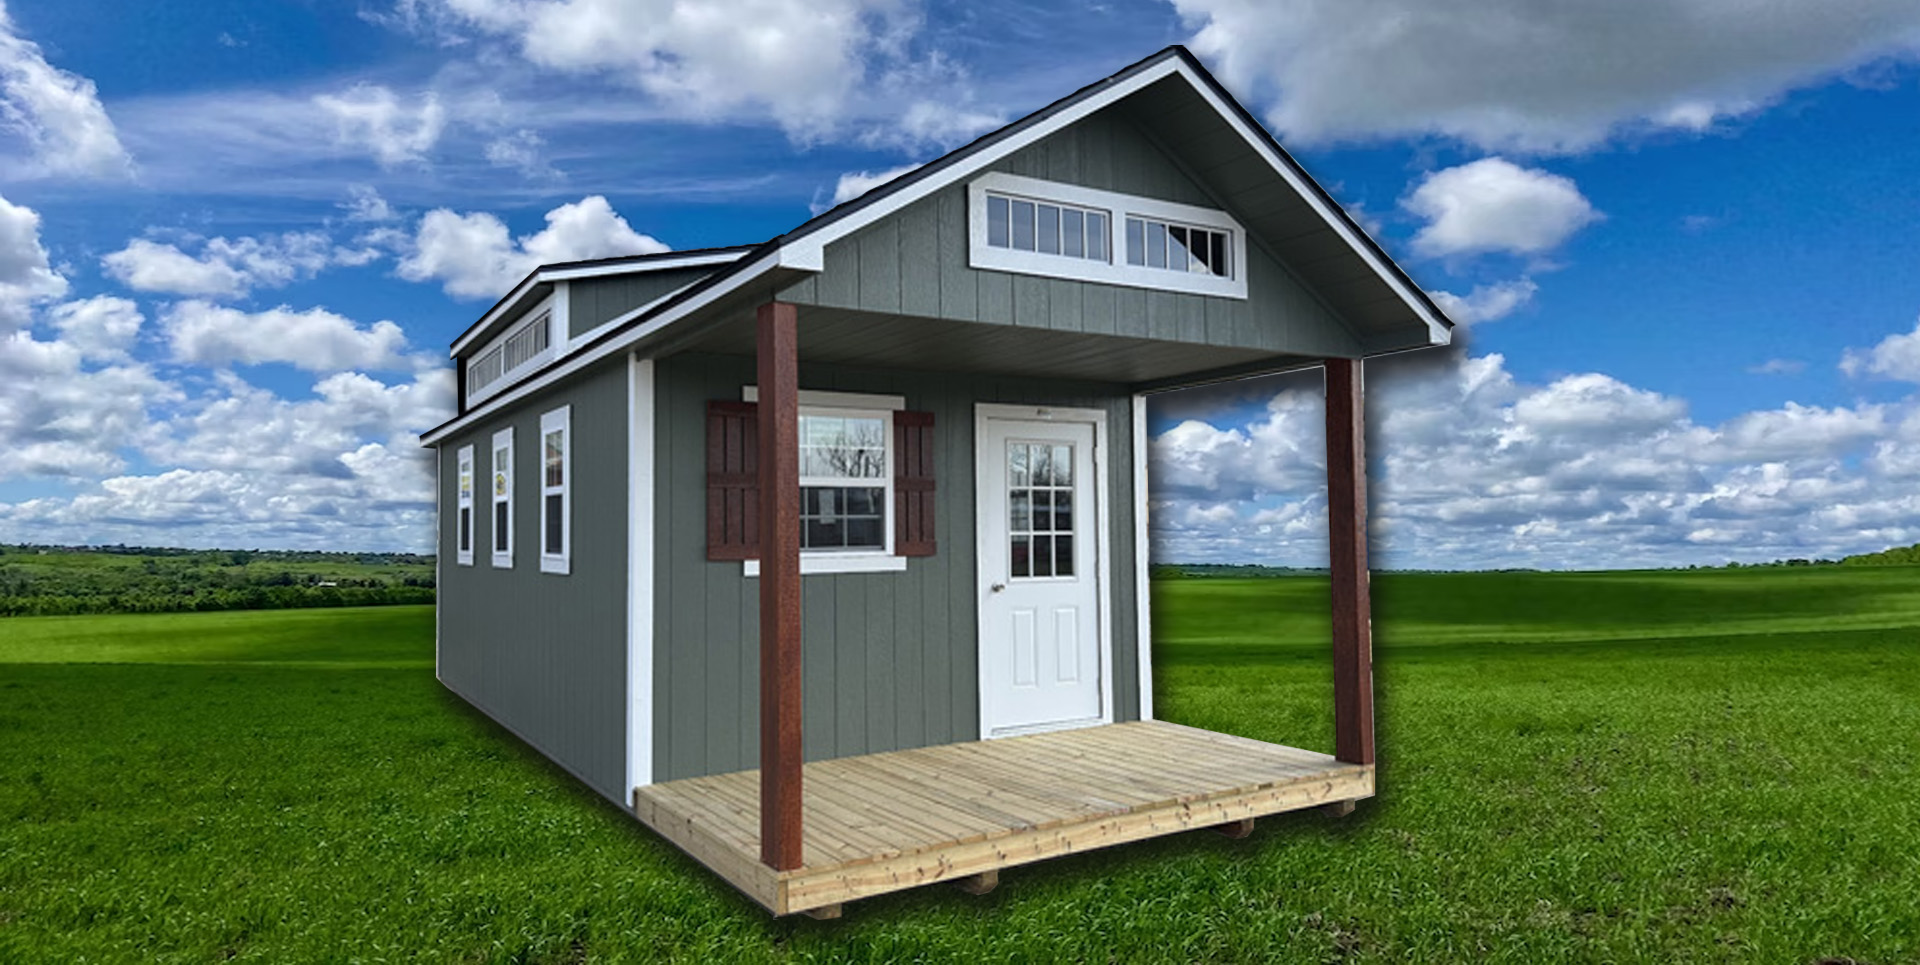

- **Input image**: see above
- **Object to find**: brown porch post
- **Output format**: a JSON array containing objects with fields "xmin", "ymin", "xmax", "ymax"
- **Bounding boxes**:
[
  {"xmin": 757, "ymin": 300, "xmax": 804, "ymax": 870},
  {"xmin": 1324, "ymin": 358, "xmax": 1375, "ymax": 766}
]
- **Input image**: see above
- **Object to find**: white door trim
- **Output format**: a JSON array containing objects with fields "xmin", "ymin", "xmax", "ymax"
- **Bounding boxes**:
[{"xmin": 974, "ymin": 403, "xmax": 1115, "ymax": 740}]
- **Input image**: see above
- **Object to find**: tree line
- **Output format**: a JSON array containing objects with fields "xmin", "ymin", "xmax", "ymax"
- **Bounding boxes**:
[{"xmin": 0, "ymin": 544, "xmax": 436, "ymax": 618}]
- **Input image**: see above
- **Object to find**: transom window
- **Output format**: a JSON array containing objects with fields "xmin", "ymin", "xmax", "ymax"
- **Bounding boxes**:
[
  {"xmin": 985, "ymin": 193, "xmax": 1109, "ymax": 263},
  {"xmin": 466, "ymin": 305, "xmax": 556, "ymax": 405},
  {"xmin": 1008, "ymin": 441, "xmax": 1075, "ymax": 579},
  {"xmin": 798, "ymin": 410, "xmax": 891, "ymax": 553},
  {"xmin": 969, "ymin": 172, "xmax": 1248, "ymax": 299},
  {"xmin": 1126, "ymin": 217, "xmax": 1231, "ymax": 278}
]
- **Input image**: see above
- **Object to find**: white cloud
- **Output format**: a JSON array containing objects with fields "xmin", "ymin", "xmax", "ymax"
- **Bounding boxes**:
[
  {"xmin": 484, "ymin": 127, "xmax": 559, "ymax": 178},
  {"xmin": 342, "ymin": 183, "xmax": 397, "ymax": 222},
  {"xmin": 1841, "ymin": 316, "xmax": 1920, "ymax": 382},
  {"xmin": 0, "ymin": 191, "xmax": 66, "ymax": 328},
  {"xmin": 1429, "ymin": 278, "xmax": 1538, "ymax": 326},
  {"xmin": 160, "ymin": 300, "xmax": 414, "ymax": 373},
  {"xmin": 868, "ymin": 100, "xmax": 1002, "ymax": 151},
  {"xmin": 48, "ymin": 295, "xmax": 142, "ymax": 361},
  {"xmin": 402, "ymin": 0, "xmax": 929, "ymax": 139},
  {"xmin": 398, "ymin": 194, "xmax": 667, "ymax": 298},
  {"xmin": 829, "ymin": 163, "xmax": 920, "ymax": 206},
  {"xmin": 1173, "ymin": 0, "xmax": 1920, "ymax": 152},
  {"xmin": 1150, "ymin": 319, "xmax": 1920, "ymax": 569},
  {"xmin": 0, "ymin": 329, "xmax": 174, "ymax": 479},
  {"xmin": 314, "ymin": 83, "xmax": 446, "ymax": 167},
  {"xmin": 1406, "ymin": 159, "xmax": 1601, "ymax": 259},
  {"xmin": 1, "ymin": 364, "xmax": 454, "ymax": 549},
  {"xmin": 101, "ymin": 231, "xmax": 375, "ymax": 300},
  {"xmin": 0, "ymin": 3, "xmax": 132, "ymax": 178},
  {"xmin": 1749, "ymin": 358, "xmax": 1806, "ymax": 376}
]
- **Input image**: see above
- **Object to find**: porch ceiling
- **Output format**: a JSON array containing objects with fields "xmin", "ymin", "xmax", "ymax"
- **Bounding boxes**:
[{"xmin": 670, "ymin": 303, "xmax": 1311, "ymax": 389}]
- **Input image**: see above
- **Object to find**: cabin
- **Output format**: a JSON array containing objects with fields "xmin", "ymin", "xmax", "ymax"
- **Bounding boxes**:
[{"xmin": 420, "ymin": 46, "xmax": 1452, "ymax": 918}]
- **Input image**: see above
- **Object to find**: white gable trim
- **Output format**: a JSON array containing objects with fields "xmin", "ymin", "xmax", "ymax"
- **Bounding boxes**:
[
  {"xmin": 449, "ymin": 249, "xmax": 753, "ymax": 358},
  {"xmin": 777, "ymin": 58, "xmax": 1186, "ymax": 274},
  {"xmin": 423, "ymin": 51, "xmax": 1448, "ymax": 449}
]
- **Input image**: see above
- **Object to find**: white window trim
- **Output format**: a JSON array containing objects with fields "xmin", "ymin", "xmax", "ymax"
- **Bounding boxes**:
[
  {"xmin": 739, "ymin": 387, "xmax": 909, "ymax": 577},
  {"xmin": 539, "ymin": 405, "xmax": 572, "ymax": 575},
  {"xmin": 968, "ymin": 171, "xmax": 1249, "ymax": 300},
  {"xmin": 455, "ymin": 445, "xmax": 475, "ymax": 567},
  {"xmin": 490, "ymin": 427, "xmax": 514, "ymax": 569},
  {"xmin": 466, "ymin": 294, "xmax": 560, "ymax": 407}
]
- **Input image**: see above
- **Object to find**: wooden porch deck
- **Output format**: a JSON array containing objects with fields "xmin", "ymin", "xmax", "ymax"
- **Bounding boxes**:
[{"xmin": 631, "ymin": 720, "xmax": 1374, "ymax": 915}]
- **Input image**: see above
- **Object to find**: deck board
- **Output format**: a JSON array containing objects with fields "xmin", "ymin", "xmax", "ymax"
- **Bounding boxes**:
[{"xmin": 632, "ymin": 720, "xmax": 1373, "ymax": 914}]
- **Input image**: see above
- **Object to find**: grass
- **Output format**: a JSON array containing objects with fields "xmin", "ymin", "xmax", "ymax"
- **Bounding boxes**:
[{"xmin": 2, "ymin": 569, "xmax": 1917, "ymax": 962}]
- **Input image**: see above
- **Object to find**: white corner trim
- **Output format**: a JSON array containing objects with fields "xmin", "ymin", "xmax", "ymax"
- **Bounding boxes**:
[
  {"xmin": 1132, "ymin": 393, "xmax": 1154, "ymax": 720},
  {"xmin": 743, "ymin": 553, "xmax": 908, "ymax": 578},
  {"xmin": 967, "ymin": 172, "xmax": 1249, "ymax": 300},
  {"xmin": 434, "ymin": 448, "xmax": 443, "ymax": 681},
  {"xmin": 628, "ymin": 355, "xmax": 656, "ymax": 792},
  {"xmin": 973, "ymin": 403, "xmax": 1116, "ymax": 740}
]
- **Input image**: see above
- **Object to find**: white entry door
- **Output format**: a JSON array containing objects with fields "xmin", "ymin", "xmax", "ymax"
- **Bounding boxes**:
[{"xmin": 978, "ymin": 409, "xmax": 1106, "ymax": 737}]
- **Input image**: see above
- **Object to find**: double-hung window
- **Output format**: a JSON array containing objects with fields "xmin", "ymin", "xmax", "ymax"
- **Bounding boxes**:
[
  {"xmin": 539, "ymin": 406, "xmax": 571, "ymax": 574},
  {"xmin": 737, "ymin": 389, "xmax": 909, "ymax": 576},
  {"xmin": 490, "ymin": 428, "xmax": 514, "ymax": 568},
  {"xmin": 455, "ymin": 445, "xmax": 475, "ymax": 566},
  {"xmin": 798, "ymin": 408, "xmax": 890, "ymax": 555}
]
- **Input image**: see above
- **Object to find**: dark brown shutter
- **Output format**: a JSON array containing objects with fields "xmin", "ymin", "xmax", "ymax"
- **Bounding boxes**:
[
  {"xmin": 706, "ymin": 400, "xmax": 760, "ymax": 561},
  {"xmin": 894, "ymin": 410, "xmax": 936, "ymax": 557}
]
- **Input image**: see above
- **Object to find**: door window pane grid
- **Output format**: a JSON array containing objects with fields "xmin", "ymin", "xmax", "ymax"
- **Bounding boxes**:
[{"xmin": 1007, "ymin": 441, "xmax": 1076, "ymax": 579}]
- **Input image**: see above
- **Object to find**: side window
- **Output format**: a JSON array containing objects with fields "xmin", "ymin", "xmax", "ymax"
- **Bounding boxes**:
[
  {"xmin": 490, "ymin": 427, "xmax": 514, "ymax": 569},
  {"xmin": 540, "ymin": 406, "xmax": 571, "ymax": 575},
  {"xmin": 455, "ymin": 445, "xmax": 474, "ymax": 566}
]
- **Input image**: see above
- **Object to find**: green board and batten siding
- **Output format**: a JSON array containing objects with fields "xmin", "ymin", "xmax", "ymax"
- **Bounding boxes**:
[
  {"xmin": 777, "ymin": 108, "xmax": 1365, "ymax": 359},
  {"xmin": 567, "ymin": 268, "xmax": 716, "ymax": 341},
  {"xmin": 437, "ymin": 360, "xmax": 631, "ymax": 804},
  {"xmin": 650, "ymin": 353, "xmax": 1142, "ymax": 783}
]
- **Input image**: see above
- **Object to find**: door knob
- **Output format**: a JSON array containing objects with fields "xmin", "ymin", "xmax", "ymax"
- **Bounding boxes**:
[{"xmin": 990, "ymin": 583, "xmax": 1006, "ymax": 593}]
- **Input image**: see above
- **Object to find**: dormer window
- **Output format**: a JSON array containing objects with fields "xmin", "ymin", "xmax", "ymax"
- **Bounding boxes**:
[
  {"xmin": 969, "ymin": 172, "xmax": 1248, "ymax": 300},
  {"xmin": 986, "ymin": 193, "xmax": 1109, "ymax": 263},
  {"xmin": 1126, "ymin": 217, "xmax": 1230, "ymax": 278},
  {"xmin": 465, "ymin": 299, "xmax": 558, "ymax": 405}
]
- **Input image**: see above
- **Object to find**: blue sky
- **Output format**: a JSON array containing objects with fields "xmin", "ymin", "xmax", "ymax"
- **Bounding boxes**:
[{"xmin": 3, "ymin": 0, "xmax": 1920, "ymax": 569}]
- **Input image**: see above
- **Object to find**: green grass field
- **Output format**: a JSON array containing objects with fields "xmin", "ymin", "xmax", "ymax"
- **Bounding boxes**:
[{"xmin": 2, "ymin": 567, "xmax": 1916, "ymax": 962}]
